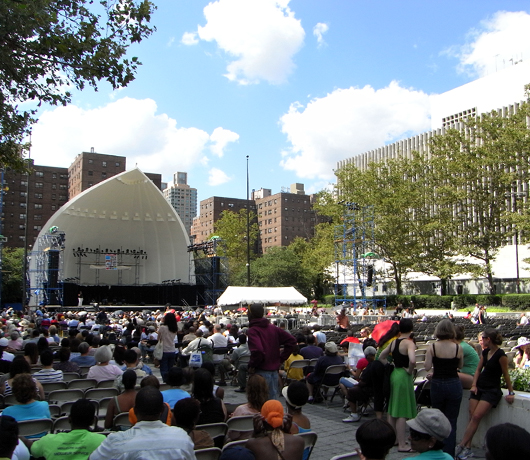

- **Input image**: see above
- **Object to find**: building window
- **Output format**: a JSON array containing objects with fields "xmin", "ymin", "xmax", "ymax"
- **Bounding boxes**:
[
  {"xmin": 19, "ymin": 213, "xmax": 26, "ymax": 219},
  {"xmin": 52, "ymin": 173, "xmax": 57, "ymax": 179},
  {"xmin": 52, "ymin": 184, "xmax": 57, "ymax": 190},
  {"xmin": 60, "ymin": 174, "xmax": 68, "ymax": 179},
  {"xmin": 88, "ymin": 170, "xmax": 93, "ymax": 176},
  {"xmin": 35, "ymin": 171, "xmax": 44, "ymax": 177},
  {"xmin": 102, "ymin": 172, "xmax": 107, "ymax": 178},
  {"xmin": 20, "ymin": 191, "xmax": 27, "ymax": 197},
  {"xmin": 51, "ymin": 194, "xmax": 56, "ymax": 200},
  {"xmin": 34, "ymin": 215, "xmax": 42, "ymax": 221},
  {"xmin": 115, "ymin": 162, "xmax": 120, "ymax": 167},
  {"xmin": 59, "ymin": 195, "xmax": 67, "ymax": 201},
  {"xmin": 19, "ymin": 236, "xmax": 25, "ymax": 241},
  {"xmin": 34, "ymin": 204, "xmax": 42, "ymax": 209},
  {"xmin": 35, "ymin": 182, "xmax": 43, "ymax": 188},
  {"xmin": 34, "ymin": 193, "xmax": 43, "ymax": 199},
  {"xmin": 20, "ymin": 181, "xmax": 27, "ymax": 186},
  {"xmin": 59, "ymin": 184, "xmax": 67, "ymax": 190},
  {"xmin": 51, "ymin": 205, "xmax": 56, "ymax": 211},
  {"xmin": 20, "ymin": 202, "xmax": 26, "ymax": 208},
  {"xmin": 19, "ymin": 224, "xmax": 25, "ymax": 230},
  {"xmin": 102, "ymin": 161, "xmax": 107, "ymax": 167},
  {"xmin": 88, "ymin": 159, "xmax": 93, "ymax": 164},
  {"xmin": 34, "ymin": 225, "xmax": 42, "ymax": 231}
]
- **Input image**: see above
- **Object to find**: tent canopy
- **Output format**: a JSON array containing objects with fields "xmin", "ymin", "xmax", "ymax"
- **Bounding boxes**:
[{"xmin": 217, "ymin": 286, "xmax": 307, "ymax": 307}]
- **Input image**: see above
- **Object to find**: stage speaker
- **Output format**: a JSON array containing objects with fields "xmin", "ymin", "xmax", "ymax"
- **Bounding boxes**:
[{"xmin": 47, "ymin": 250, "xmax": 60, "ymax": 288}]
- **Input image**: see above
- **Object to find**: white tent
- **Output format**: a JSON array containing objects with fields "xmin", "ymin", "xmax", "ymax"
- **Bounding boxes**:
[{"xmin": 217, "ymin": 286, "xmax": 307, "ymax": 307}]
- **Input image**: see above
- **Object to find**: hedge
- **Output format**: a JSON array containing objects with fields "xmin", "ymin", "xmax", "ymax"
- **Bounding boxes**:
[{"xmin": 502, "ymin": 294, "xmax": 530, "ymax": 311}]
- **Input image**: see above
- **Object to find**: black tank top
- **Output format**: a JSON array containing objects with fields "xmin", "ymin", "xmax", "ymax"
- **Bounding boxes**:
[
  {"xmin": 391, "ymin": 338, "xmax": 410, "ymax": 369},
  {"xmin": 432, "ymin": 343, "xmax": 459, "ymax": 379}
]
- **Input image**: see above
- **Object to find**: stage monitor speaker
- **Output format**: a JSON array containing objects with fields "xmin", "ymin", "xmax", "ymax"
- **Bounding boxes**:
[{"xmin": 47, "ymin": 250, "xmax": 60, "ymax": 288}]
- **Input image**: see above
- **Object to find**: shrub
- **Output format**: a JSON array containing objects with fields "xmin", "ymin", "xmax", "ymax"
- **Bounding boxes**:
[
  {"xmin": 452, "ymin": 295, "xmax": 478, "ymax": 308},
  {"xmin": 502, "ymin": 295, "xmax": 530, "ymax": 311},
  {"xmin": 503, "ymin": 369, "xmax": 530, "ymax": 392},
  {"xmin": 476, "ymin": 294, "xmax": 502, "ymax": 306},
  {"xmin": 411, "ymin": 295, "xmax": 453, "ymax": 310}
]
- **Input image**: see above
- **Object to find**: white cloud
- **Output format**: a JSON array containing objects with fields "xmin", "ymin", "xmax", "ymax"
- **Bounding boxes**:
[
  {"xmin": 210, "ymin": 127, "xmax": 240, "ymax": 157},
  {"xmin": 189, "ymin": 0, "xmax": 305, "ymax": 84},
  {"xmin": 29, "ymin": 97, "xmax": 239, "ymax": 182},
  {"xmin": 279, "ymin": 81, "xmax": 431, "ymax": 180},
  {"xmin": 208, "ymin": 167, "xmax": 232, "ymax": 186},
  {"xmin": 167, "ymin": 37, "xmax": 176, "ymax": 47},
  {"xmin": 446, "ymin": 11, "xmax": 530, "ymax": 77},
  {"xmin": 313, "ymin": 22, "xmax": 328, "ymax": 47},
  {"xmin": 181, "ymin": 31, "xmax": 199, "ymax": 45}
]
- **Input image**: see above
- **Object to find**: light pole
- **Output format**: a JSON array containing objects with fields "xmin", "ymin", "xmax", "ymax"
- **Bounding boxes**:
[
  {"xmin": 507, "ymin": 191, "xmax": 527, "ymax": 294},
  {"xmin": 246, "ymin": 155, "xmax": 250, "ymax": 286}
]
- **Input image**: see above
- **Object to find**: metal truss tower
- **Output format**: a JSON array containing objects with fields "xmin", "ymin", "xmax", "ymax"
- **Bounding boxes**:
[
  {"xmin": 188, "ymin": 237, "xmax": 228, "ymax": 306},
  {"xmin": 29, "ymin": 228, "xmax": 66, "ymax": 307},
  {"xmin": 334, "ymin": 203, "xmax": 385, "ymax": 311}
]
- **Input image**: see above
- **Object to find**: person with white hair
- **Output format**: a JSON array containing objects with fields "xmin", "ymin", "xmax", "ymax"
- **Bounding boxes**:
[{"xmin": 87, "ymin": 346, "xmax": 123, "ymax": 383}]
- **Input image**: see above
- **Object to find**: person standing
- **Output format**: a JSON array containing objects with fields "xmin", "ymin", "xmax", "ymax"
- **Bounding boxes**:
[
  {"xmin": 158, "ymin": 312, "xmax": 178, "ymax": 383},
  {"xmin": 247, "ymin": 303, "xmax": 296, "ymax": 400},
  {"xmin": 78, "ymin": 292, "xmax": 83, "ymax": 307},
  {"xmin": 379, "ymin": 318, "xmax": 416, "ymax": 452},
  {"xmin": 424, "ymin": 319, "xmax": 463, "ymax": 458}
]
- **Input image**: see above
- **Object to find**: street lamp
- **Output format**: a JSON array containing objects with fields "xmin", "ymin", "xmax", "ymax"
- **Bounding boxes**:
[
  {"xmin": 246, "ymin": 155, "xmax": 250, "ymax": 287},
  {"xmin": 506, "ymin": 191, "xmax": 527, "ymax": 294}
]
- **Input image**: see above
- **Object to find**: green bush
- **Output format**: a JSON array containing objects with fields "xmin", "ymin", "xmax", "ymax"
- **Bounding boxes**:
[
  {"xmin": 476, "ymin": 294, "xmax": 502, "ymax": 306},
  {"xmin": 411, "ymin": 295, "xmax": 453, "ymax": 309},
  {"xmin": 452, "ymin": 295, "xmax": 477, "ymax": 308},
  {"xmin": 502, "ymin": 295, "xmax": 530, "ymax": 311}
]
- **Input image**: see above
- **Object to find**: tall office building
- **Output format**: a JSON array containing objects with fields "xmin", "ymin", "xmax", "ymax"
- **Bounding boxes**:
[{"xmin": 163, "ymin": 172, "xmax": 197, "ymax": 236}]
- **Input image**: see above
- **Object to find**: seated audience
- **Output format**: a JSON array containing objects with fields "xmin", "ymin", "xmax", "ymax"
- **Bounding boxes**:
[
  {"xmin": 173, "ymin": 397, "xmax": 214, "ymax": 450},
  {"xmin": 53, "ymin": 347, "xmax": 81, "ymax": 374},
  {"xmin": 33, "ymin": 350, "xmax": 63, "ymax": 383},
  {"xmin": 89, "ymin": 387, "xmax": 195, "ymax": 460},
  {"xmin": 193, "ymin": 368, "xmax": 227, "ymax": 424},
  {"xmin": 306, "ymin": 342, "xmax": 344, "ymax": 402},
  {"xmin": 405, "ymin": 409, "xmax": 452, "ymax": 460},
  {"xmin": 105, "ymin": 370, "xmax": 137, "ymax": 429},
  {"xmin": 280, "ymin": 345, "xmax": 305, "ymax": 382},
  {"xmin": 0, "ymin": 356, "xmax": 45, "ymax": 399},
  {"xmin": 246, "ymin": 399, "xmax": 305, "ymax": 460},
  {"xmin": 228, "ymin": 374, "xmax": 269, "ymax": 442},
  {"xmin": 70, "ymin": 342, "xmax": 96, "ymax": 367},
  {"xmin": 0, "ymin": 415, "xmax": 20, "ymax": 460},
  {"xmin": 162, "ymin": 367, "xmax": 190, "ymax": 408},
  {"xmin": 2, "ymin": 374, "xmax": 51, "ymax": 438},
  {"xmin": 87, "ymin": 346, "xmax": 123, "ymax": 383},
  {"xmin": 485, "ymin": 423, "xmax": 530, "ymax": 460},
  {"xmin": 355, "ymin": 419, "xmax": 396, "ymax": 460},
  {"xmin": 29, "ymin": 399, "xmax": 105, "ymax": 459}
]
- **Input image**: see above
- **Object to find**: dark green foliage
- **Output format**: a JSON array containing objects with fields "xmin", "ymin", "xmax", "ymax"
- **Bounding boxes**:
[
  {"xmin": 1, "ymin": 247, "xmax": 24, "ymax": 303},
  {"xmin": 476, "ymin": 294, "xmax": 502, "ymax": 306},
  {"xmin": 0, "ymin": 0, "xmax": 155, "ymax": 170},
  {"xmin": 502, "ymin": 294, "xmax": 530, "ymax": 311}
]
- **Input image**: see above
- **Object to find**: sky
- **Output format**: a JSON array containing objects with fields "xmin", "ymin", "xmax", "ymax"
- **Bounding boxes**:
[{"xmin": 27, "ymin": 0, "xmax": 530, "ymax": 204}]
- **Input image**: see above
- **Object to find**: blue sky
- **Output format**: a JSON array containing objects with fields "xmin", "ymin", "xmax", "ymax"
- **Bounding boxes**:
[{"xmin": 28, "ymin": 0, "xmax": 530, "ymax": 203}]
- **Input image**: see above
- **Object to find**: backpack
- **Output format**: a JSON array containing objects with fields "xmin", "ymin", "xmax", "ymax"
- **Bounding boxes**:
[{"xmin": 198, "ymin": 339, "xmax": 214, "ymax": 363}]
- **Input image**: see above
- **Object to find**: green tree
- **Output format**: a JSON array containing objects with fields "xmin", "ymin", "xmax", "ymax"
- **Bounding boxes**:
[
  {"xmin": 0, "ymin": 0, "xmax": 155, "ymax": 171},
  {"xmin": 1, "ymin": 247, "xmax": 24, "ymax": 303},
  {"xmin": 213, "ymin": 208, "xmax": 258, "ymax": 282},
  {"xmin": 429, "ymin": 100, "xmax": 530, "ymax": 293},
  {"xmin": 238, "ymin": 245, "xmax": 313, "ymax": 299}
]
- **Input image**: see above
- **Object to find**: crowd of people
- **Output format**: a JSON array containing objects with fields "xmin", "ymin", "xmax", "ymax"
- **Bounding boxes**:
[{"xmin": 0, "ymin": 304, "xmax": 529, "ymax": 460}]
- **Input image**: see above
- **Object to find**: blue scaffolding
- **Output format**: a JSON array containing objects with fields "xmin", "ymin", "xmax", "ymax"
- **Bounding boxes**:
[{"xmin": 334, "ymin": 203, "xmax": 385, "ymax": 311}]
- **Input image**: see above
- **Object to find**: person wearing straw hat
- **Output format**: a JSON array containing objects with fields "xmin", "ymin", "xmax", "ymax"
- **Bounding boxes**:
[
  {"xmin": 404, "ymin": 408, "xmax": 452, "ymax": 460},
  {"xmin": 512, "ymin": 336, "xmax": 530, "ymax": 369}
]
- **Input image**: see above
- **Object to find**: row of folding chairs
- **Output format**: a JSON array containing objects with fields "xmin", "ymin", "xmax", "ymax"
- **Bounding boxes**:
[{"xmin": 194, "ymin": 431, "xmax": 318, "ymax": 460}]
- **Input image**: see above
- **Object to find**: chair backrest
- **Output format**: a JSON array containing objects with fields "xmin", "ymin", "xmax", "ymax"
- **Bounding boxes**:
[
  {"xmin": 296, "ymin": 431, "xmax": 318, "ymax": 459},
  {"xmin": 62, "ymin": 372, "xmax": 81, "ymax": 382},
  {"xmin": 97, "ymin": 379, "xmax": 115, "ymax": 388},
  {"xmin": 309, "ymin": 358, "xmax": 319, "ymax": 367},
  {"xmin": 52, "ymin": 416, "xmax": 72, "ymax": 433},
  {"xmin": 322, "ymin": 364, "xmax": 346, "ymax": 380},
  {"xmin": 78, "ymin": 366, "xmax": 92, "ymax": 375},
  {"xmin": 91, "ymin": 397, "xmax": 112, "ymax": 417},
  {"xmin": 222, "ymin": 439, "xmax": 249, "ymax": 452},
  {"xmin": 195, "ymin": 422, "xmax": 228, "ymax": 440},
  {"xmin": 329, "ymin": 452, "xmax": 359, "ymax": 460},
  {"xmin": 68, "ymin": 379, "xmax": 98, "ymax": 390},
  {"xmin": 194, "ymin": 447, "xmax": 222, "ymax": 460},
  {"xmin": 48, "ymin": 404, "xmax": 62, "ymax": 417},
  {"xmin": 3, "ymin": 394, "xmax": 18, "ymax": 406},
  {"xmin": 113, "ymin": 412, "xmax": 133, "ymax": 430},
  {"xmin": 42, "ymin": 381, "xmax": 68, "ymax": 395},
  {"xmin": 288, "ymin": 359, "xmax": 310, "ymax": 369},
  {"xmin": 17, "ymin": 418, "xmax": 53, "ymax": 437},
  {"xmin": 48, "ymin": 388, "xmax": 84, "ymax": 403},
  {"xmin": 226, "ymin": 415, "xmax": 254, "ymax": 433},
  {"xmin": 85, "ymin": 388, "xmax": 118, "ymax": 400}
]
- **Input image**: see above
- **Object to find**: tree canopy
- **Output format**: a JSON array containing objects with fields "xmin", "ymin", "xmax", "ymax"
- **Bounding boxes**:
[{"xmin": 0, "ymin": 0, "xmax": 155, "ymax": 170}]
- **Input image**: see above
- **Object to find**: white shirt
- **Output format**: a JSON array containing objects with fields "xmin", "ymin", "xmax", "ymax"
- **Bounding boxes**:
[
  {"xmin": 210, "ymin": 332, "xmax": 228, "ymax": 362},
  {"xmin": 520, "ymin": 315, "xmax": 529, "ymax": 326},
  {"xmin": 89, "ymin": 420, "xmax": 196, "ymax": 460}
]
